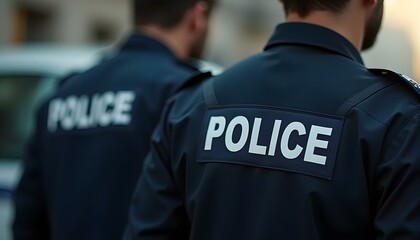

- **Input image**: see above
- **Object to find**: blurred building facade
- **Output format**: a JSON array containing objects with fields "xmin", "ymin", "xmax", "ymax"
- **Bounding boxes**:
[
  {"xmin": 0, "ymin": 0, "xmax": 418, "ymax": 79},
  {"xmin": 0, "ymin": 0, "xmax": 131, "ymax": 45}
]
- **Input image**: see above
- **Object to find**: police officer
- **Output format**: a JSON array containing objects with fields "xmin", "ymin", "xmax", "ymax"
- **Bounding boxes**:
[
  {"xmin": 13, "ymin": 0, "xmax": 217, "ymax": 239},
  {"xmin": 125, "ymin": 0, "xmax": 420, "ymax": 239}
]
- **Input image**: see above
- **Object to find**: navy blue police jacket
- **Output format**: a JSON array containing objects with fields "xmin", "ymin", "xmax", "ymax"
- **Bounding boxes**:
[
  {"xmin": 13, "ymin": 33, "xmax": 201, "ymax": 240},
  {"xmin": 125, "ymin": 23, "xmax": 420, "ymax": 240}
]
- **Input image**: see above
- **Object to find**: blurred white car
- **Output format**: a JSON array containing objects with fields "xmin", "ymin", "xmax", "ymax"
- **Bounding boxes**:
[
  {"xmin": 0, "ymin": 44, "xmax": 222, "ymax": 240},
  {"xmin": 0, "ymin": 44, "xmax": 104, "ymax": 240}
]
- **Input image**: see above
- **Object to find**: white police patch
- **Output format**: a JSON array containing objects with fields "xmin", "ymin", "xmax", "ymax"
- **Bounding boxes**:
[
  {"xmin": 197, "ymin": 106, "xmax": 344, "ymax": 180},
  {"xmin": 48, "ymin": 91, "xmax": 136, "ymax": 132}
]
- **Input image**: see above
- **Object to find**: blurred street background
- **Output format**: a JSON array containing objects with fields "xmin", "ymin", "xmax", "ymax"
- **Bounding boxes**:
[
  {"xmin": 0, "ymin": 0, "xmax": 419, "ymax": 240},
  {"xmin": 0, "ymin": 0, "xmax": 419, "ymax": 75}
]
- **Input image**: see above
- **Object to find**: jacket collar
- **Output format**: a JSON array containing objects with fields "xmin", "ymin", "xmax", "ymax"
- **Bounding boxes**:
[
  {"xmin": 264, "ymin": 22, "xmax": 364, "ymax": 65},
  {"xmin": 119, "ymin": 32, "xmax": 176, "ymax": 58},
  {"xmin": 119, "ymin": 32, "xmax": 201, "ymax": 71}
]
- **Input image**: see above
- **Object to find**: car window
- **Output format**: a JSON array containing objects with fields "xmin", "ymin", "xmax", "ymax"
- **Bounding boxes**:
[{"xmin": 0, "ymin": 75, "xmax": 56, "ymax": 160}]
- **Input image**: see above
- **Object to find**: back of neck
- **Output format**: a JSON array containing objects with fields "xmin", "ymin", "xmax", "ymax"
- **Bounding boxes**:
[
  {"xmin": 286, "ymin": 10, "xmax": 365, "ymax": 51},
  {"xmin": 137, "ymin": 25, "xmax": 189, "ymax": 59}
]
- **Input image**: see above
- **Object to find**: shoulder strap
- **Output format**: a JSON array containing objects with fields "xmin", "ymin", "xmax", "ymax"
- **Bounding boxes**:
[
  {"xmin": 57, "ymin": 71, "xmax": 80, "ymax": 88},
  {"xmin": 370, "ymin": 68, "xmax": 420, "ymax": 96},
  {"xmin": 202, "ymin": 78, "xmax": 219, "ymax": 106},
  {"xmin": 174, "ymin": 71, "xmax": 213, "ymax": 94},
  {"xmin": 336, "ymin": 68, "xmax": 420, "ymax": 116},
  {"xmin": 335, "ymin": 69, "xmax": 393, "ymax": 116}
]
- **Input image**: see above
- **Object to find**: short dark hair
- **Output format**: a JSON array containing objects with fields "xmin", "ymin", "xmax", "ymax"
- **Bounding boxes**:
[
  {"xmin": 282, "ymin": 0, "xmax": 351, "ymax": 17},
  {"xmin": 134, "ymin": 0, "xmax": 215, "ymax": 28}
]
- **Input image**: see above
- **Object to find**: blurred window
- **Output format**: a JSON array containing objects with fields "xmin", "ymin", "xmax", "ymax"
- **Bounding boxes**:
[
  {"xmin": 24, "ymin": 8, "xmax": 54, "ymax": 42},
  {"xmin": 91, "ymin": 22, "xmax": 115, "ymax": 43},
  {"xmin": 13, "ymin": 6, "xmax": 55, "ymax": 43}
]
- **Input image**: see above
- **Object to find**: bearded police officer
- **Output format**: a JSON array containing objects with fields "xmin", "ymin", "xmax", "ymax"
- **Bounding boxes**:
[
  {"xmin": 13, "ymin": 1, "xmax": 217, "ymax": 240},
  {"xmin": 125, "ymin": 0, "xmax": 420, "ymax": 239}
]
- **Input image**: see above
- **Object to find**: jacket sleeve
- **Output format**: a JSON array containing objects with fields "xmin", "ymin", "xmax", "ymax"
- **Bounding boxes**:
[
  {"xmin": 124, "ymin": 103, "xmax": 189, "ymax": 240},
  {"xmin": 13, "ymin": 105, "xmax": 50, "ymax": 240},
  {"xmin": 374, "ymin": 111, "xmax": 420, "ymax": 239}
]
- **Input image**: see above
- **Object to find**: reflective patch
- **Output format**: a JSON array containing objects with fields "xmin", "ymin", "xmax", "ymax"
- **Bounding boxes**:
[
  {"xmin": 197, "ymin": 106, "xmax": 344, "ymax": 180},
  {"xmin": 401, "ymin": 74, "xmax": 420, "ymax": 94}
]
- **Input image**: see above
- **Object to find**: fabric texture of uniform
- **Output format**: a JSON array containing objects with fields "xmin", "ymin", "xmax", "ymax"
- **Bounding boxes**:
[
  {"xmin": 125, "ymin": 23, "xmax": 420, "ymax": 239},
  {"xmin": 13, "ymin": 33, "xmax": 200, "ymax": 240}
]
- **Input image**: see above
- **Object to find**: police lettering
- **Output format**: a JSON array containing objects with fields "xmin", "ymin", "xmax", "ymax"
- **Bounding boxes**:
[
  {"xmin": 48, "ymin": 91, "xmax": 135, "ymax": 132},
  {"xmin": 204, "ymin": 116, "xmax": 333, "ymax": 165}
]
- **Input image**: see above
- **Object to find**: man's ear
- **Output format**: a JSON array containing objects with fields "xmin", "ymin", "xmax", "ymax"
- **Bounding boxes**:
[
  {"xmin": 187, "ymin": 1, "xmax": 209, "ymax": 31},
  {"xmin": 364, "ymin": 0, "xmax": 378, "ymax": 7},
  {"xmin": 363, "ymin": 0, "xmax": 379, "ymax": 16}
]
